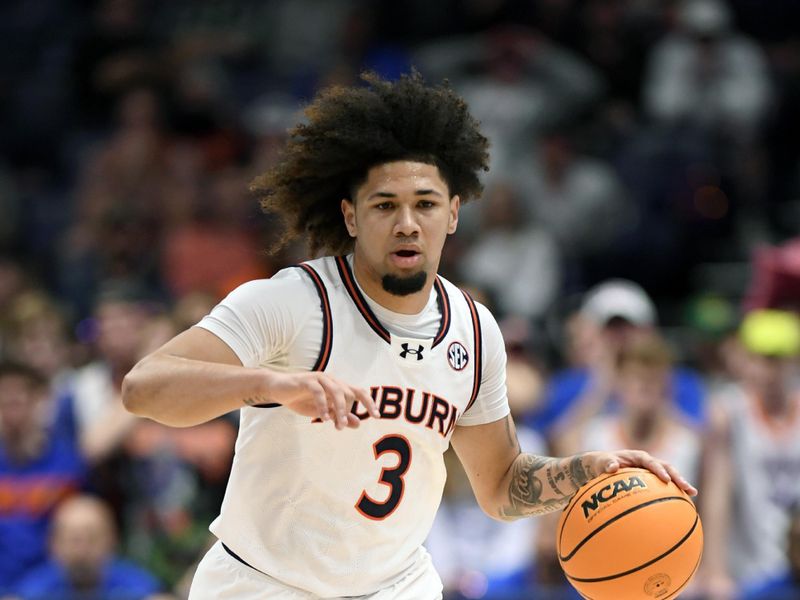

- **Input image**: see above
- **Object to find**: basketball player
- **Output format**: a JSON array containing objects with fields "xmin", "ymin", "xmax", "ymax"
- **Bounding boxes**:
[{"xmin": 121, "ymin": 72, "xmax": 697, "ymax": 599}]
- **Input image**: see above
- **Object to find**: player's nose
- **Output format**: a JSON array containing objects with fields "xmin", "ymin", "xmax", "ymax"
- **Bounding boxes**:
[{"xmin": 393, "ymin": 205, "xmax": 419, "ymax": 237}]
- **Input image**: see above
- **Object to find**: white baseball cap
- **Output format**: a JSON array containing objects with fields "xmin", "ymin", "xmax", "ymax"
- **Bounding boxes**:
[{"xmin": 581, "ymin": 279, "xmax": 657, "ymax": 327}]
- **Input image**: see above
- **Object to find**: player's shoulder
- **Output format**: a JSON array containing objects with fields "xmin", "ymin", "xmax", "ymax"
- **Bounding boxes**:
[
  {"xmin": 436, "ymin": 275, "xmax": 503, "ymax": 343},
  {"xmin": 218, "ymin": 265, "xmax": 321, "ymax": 311},
  {"xmin": 435, "ymin": 275, "xmax": 492, "ymax": 315},
  {"xmin": 292, "ymin": 255, "xmax": 348, "ymax": 288}
]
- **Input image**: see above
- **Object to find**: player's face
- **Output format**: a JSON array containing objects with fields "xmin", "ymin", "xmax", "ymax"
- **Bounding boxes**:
[{"xmin": 342, "ymin": 161, "xmax": 459, "ymax": 308}]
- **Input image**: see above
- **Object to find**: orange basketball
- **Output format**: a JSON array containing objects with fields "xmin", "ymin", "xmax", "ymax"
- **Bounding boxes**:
[{"xmin": 557, "ymin": 467, "xmax": 703, "ymax": 600}]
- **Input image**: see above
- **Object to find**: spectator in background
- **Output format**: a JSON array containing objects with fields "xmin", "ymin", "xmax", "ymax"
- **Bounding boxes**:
[
  {"xmin": 740, "ymin": 505, "xmax": 800, "ymax": 600},
  {"xmin": 534, "ymin": 332, "xmax": 703, "ymax": 600},
  {"xmin": 744, "ymin": 237, "xmax": 800, "ymax": 314},
  {"xmin": 67, "ymin": 280, "xmax": 156, "ymax": 466},
  {"xmin": 59, "ymin": 86, "xmax": 168, "ymax": 316},
  {"xmin": 0, "ymin": 362, "xmax": 86, "ymax": 594},
  {"xmin": 458, "ymin": 182, "xmax": 561, "ymax": 321},
  {"xmin": 638, "ymin": 0, "xmax": 774, "ymax": 256},
  {"xmin": 160, "ymin": 167, "xmax": 271, "ymax": 300},
  {"xmin": 10, "ymin": 495, "xmax": 165, "ymax": 600},
  {"xmin": 681, "ymin": 293, "xmax": 743, "ymax": 397},
  {"xmin": 509, "ymin": 126, "xmax": 632, "ymax": 280},
  {"xmin": 3, "ymin": 291, "xmax": 83, "ymax": 451},
  {"xmin": 701, "ymin": 310, "xmax": 800, "ymax": 599},
  {"xmin": 565, "ymin": 332, "xmax": 703, "ymax": 481},
  {"xmin": 0, "ymin": 258, "xmax": 31, "ymax": 349},
  {"xmin": 643, "ymin": 0, "xmax": 772, "ymax": 139},
  {"xmin": 4, "ymin": 291, "xmax": 76, "ymax": 397},
  {"xmin": 414, "ymin": 26, "xmax": 603, "ymax": 174},
  {"xmin": 529, "ymin": 279, "xmax": 705, "ymax": 451},
  {"xmin": 65, "ymin": 281, "xmax": 236, "ymax": 587}
]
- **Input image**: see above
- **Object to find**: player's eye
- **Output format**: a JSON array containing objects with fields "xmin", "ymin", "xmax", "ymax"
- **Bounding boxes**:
[
  {"xmin": 418, "ymin": 200, "xmax": 435, "ymax": 209},
  {"xmin": 375, "ymin": 202, "xmax": 393, "ymax": 210}
]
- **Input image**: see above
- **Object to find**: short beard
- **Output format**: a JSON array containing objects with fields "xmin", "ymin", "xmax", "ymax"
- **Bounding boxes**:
[{"xmin": 382, "ymin": 272, "xmax": 427, "ymax": 296}]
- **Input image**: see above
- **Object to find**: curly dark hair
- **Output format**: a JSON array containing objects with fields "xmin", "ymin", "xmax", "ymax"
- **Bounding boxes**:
[{"xmin": 251, "ymin": 71, "xmax": 490, "ymax": 256}]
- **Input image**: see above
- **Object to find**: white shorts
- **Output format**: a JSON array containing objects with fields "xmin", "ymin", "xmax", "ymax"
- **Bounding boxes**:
[{"xmin": 188, "ymin": 540, "xmax": 443, "ymax": 600}]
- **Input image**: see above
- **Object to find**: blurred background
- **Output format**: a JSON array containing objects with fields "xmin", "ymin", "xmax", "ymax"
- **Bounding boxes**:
[{"xmin": 1, "ymin": 0, "xmax": 800, "ymax": 598}]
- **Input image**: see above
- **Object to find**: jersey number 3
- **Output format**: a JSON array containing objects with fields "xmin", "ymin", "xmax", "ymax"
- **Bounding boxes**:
[{"xmin": 356, "ymin": 434, "xmax": 412, "ymax": 520}]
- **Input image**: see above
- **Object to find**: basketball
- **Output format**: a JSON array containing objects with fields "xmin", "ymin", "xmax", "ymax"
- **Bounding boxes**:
[{"xmin": 557, "ymin": 467, "xmax": 703, "ymax": 600}]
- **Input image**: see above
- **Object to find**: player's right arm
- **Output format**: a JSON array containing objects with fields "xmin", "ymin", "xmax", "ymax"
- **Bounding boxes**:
[
  {"xmin": 122, "ymin": 275, "xmax": 378, "ymax": 428},
  {"xmin": 122, "ymin": 327, "xmax": 377, "ymax": 428}
]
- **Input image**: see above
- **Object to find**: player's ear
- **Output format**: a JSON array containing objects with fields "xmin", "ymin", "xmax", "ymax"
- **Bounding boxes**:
[
  {"xmin": 342, "ymin": 199, "xmax": 357, "ymax": 237},
  {"xmin": 447, "ymin": 195, "xmax": 460, "ymax": 235}
]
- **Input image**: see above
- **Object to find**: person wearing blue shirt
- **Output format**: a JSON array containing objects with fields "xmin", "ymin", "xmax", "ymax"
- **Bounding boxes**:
[
  {"xmin": 526, "ymin": 280, "xmax": 705, "ymax": 448},
  {"xmin": 12, "ymin": 494, "xmax": 164, "ymax": 600},
  {"xmin": 0, "ymin": 362, "xmax": 87, "ymax": 594}
]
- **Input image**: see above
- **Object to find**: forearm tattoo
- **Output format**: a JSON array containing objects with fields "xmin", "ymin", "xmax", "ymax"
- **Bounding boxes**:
[
  {"xmin": 568, "ymin": 453, "xmax": 591, "ymax": 488},
  {"xmin": 546, "ymin": 464, "xmax": 567, "ymax": 497},
  {"xmin": 498, "ymin": 453, "xmax": 597, "ymax": 520},
  {"xmin": 499, "ymin": 455, "xmax": 566, "ymax": 519}
]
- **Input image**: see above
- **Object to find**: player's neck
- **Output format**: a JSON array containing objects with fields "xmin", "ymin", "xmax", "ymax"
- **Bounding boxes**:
[{"xmin": 351, "ymin": 256, "xmax": 433, "ymax": 315}]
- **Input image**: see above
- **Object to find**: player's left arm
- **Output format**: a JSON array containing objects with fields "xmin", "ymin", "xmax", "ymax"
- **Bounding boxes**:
[
  {"xmin": 451, "ymin": 417, "xmax": 697, "ymax": 522},
  {"xmin": 449, "ymin": 302, "xmax": 695, "ymax": 522}
]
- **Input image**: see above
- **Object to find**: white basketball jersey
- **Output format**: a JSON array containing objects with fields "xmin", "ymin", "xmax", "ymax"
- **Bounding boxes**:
[
  {"xmin": 209, "ymin": 256, "xmax": 493, "ymax": 597},
  {"xmin": 721, "ymin": 384, "xmax": 800, "ymax": 585}
]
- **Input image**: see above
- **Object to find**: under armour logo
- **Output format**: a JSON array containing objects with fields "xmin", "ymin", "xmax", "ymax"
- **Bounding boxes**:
[{"xmin": 399, "ymin": 343, "xmax": 424, "ymax": 360}]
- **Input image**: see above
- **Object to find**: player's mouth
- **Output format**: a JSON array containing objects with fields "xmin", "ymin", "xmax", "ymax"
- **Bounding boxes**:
[{"xmin": 390, "ymin": 248, "xmax": 423, "ymax": 269}]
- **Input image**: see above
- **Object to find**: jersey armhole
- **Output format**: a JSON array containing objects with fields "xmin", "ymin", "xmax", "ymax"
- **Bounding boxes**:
[
  {"xmin": 297, "ymin": 263, "xmax": 333, "ymax": 372},
  {"xmin": 460, "ymin": 289, "xmax": 483, "ymax": 413}
]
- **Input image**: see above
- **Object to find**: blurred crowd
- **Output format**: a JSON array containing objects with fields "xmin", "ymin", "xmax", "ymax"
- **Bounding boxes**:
[{"xmin": 2, "ymin": 0, "xmax": 800, "ymax": 598}]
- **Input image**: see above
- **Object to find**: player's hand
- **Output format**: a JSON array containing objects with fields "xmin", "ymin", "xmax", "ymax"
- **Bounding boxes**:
[
  {"xmin": 256, "ymin": 371, "xmax": 379, "ymax": 430},
  {"xmin": 584, "ymin": 450, "xmax": 698, "ymax": 496}
]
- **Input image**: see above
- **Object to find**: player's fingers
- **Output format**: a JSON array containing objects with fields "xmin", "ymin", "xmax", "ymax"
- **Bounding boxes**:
[
  {"xmin": 324, "ymin": 376, "xmax": 378, "ymax": 420},
  {"xmin": 353, "ymin": 385, "xmax": 380, "ymax": 419},
  {"xmin": 322, "ymin": 376, "xmax": 372, "ymax": 423},
  {"xmin": 616, "ymin": 450, "xmax": 671, "ymax": 483},
  {"xmin": 602, "ymin": 456, "xmax": 620, "ymax": 473},
  {"xmin": 664, "ymin": 462, "xmax": 698, "ymax": 496},
  {"xmin": 638, "ymin": 452, "xmax": 671, "ymax": 483},
  {"xmin": 345, "ymin": 412, "xmax": 360, "ymax": 429},
  {"xmin": 317, "ymin": 376, "xmax": 349, "ymax": 430},
  {"xmin": 305, "ymin": 380, "xmax": 330, "ymax": 421}
]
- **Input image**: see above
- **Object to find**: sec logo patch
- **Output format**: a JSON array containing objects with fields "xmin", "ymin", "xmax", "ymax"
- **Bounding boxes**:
[{"xmin": 447, "ymin": 341, "xmax": 469, "ymax": 371}]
